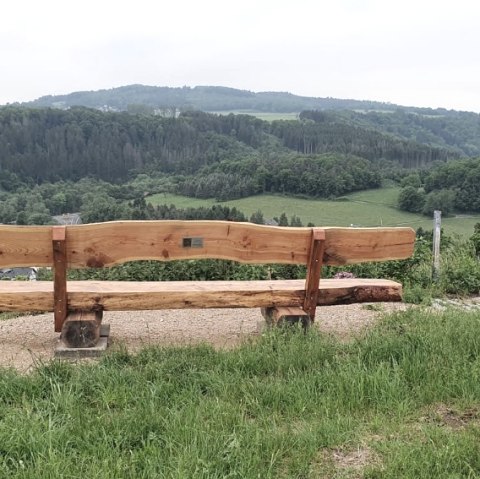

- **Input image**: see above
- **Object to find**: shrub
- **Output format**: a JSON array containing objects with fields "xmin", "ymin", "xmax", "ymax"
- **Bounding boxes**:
[
  {"xmin": 398, "ymin": 186, "xmax": 426, "ymax": 213},
  {"xmin": 439, "ymin": 242, "xmax": 480, "ymax": 295}
]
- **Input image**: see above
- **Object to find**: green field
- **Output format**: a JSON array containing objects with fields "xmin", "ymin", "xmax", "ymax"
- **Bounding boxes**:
[
  {"xmin": 147, "ymin": 188, "xmax": 480, "ymax": 237},
  {"xmin": 210, "ymin": 110, "xmax": 299, "ymax": 121}
]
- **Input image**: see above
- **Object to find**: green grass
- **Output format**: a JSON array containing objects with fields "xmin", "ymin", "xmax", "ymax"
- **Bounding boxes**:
[
  {"xmin": 0, "ymin": 312, "xmax": 25, "ymax": 321},
  {"xmin": 147, "ymin": 188, "xmax": 480, "ymax": 237},
  {"xmin": 209, "ymin": 110, "xmax": 299, "ymax": 121},
  {"xmin": 346, "ymin": 187, "xmax": 403, "ymax": 206},
  {"xmin": 2, "ymin": 308, "xmax": 480, "ymax": 477}
]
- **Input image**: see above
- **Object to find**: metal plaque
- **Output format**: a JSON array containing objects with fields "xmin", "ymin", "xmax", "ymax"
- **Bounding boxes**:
[{"xmin": 182, "ymin": 237, "xmax": 204, "ymax": 248}]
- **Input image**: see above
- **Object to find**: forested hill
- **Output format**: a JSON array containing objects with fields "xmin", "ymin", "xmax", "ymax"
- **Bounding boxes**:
[
  {"xmin": 300, "ymin": 109, "xmax": 480, "ymax": 157},
  {"xmin": 18, "ymin": 85, "xmax": 480, "ymax": 157},
  {"xmin": 21, "ymin": 85, "xmax": 399, "ymax": 113},
  {"xmin": 0, "ymin": 106, "xmax": 457, "ymax": 178}
]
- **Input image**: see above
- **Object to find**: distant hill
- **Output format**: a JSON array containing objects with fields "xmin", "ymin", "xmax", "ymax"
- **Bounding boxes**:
[
  {"xmin": 21, "ymin": 84, "xmax": 409, "ymax": 113},
  {"xmin": 300, "ymin": 109, "xmax": 480, "ymax": 157},
  {"xmin": 16, "ymin": 84, "xmax": 480, "ymax": 157}
]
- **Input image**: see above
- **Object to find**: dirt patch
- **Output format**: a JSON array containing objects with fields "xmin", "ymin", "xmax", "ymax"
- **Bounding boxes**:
[
  {"xmin": 331, "ymin": 446, "xmax": 379, "ymax": 472},
  {"xmin": 420, "ymin": 404, "xmax": 480, "ymax": 430},
  {"xmin": 0, "ymin": 302, "xmax": 409, "ymax": 373},
  {"xmin": 313, "ymin": 445, "xmax": 382, "ymax": 478}
]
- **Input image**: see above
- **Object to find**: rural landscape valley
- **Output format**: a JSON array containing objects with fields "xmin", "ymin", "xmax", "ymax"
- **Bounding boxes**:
[{"xmin": 1, "ymin": 83, "xmax": 480, "ymax": 478}]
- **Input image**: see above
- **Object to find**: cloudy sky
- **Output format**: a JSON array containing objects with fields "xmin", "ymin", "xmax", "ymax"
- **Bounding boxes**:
[{"xmin": 2, "ymin": 0, "xmax": 479, "ymax": 111}]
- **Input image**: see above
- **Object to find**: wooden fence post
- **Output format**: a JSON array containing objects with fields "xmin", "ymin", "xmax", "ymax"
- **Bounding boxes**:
[
  {"xmin": 303, "ymin": 228, "xmax": 326, "ymax": 321},
  {"xmin": 52, "ymin": 226, "xmax": 67, "ymax": 332},
  {"xmin": 432, "ymin": 210, "xmax": 442, "ymax": 281}
]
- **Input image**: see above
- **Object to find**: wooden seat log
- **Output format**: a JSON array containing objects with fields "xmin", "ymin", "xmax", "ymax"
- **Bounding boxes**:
[{"xmin": 0, "ymin": 221, "xmax": 416, "ymax": 349}]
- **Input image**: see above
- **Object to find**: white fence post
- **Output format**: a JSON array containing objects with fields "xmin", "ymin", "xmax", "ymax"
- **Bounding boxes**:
[{"xmin": 432, "ymin": 210, "xmax": 442, "ymax": 281}]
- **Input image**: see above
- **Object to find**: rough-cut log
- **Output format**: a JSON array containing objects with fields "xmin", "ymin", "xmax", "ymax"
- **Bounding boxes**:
[
  {"xmin": 66, "ymin": 222, "xmax": 415, "ymax": 267},
  {"xmin": 61, "ymin": 310, "xmax": 103, "ymax": 348},
  {"xmin": 67, "ymin": 221, "xmax": 311, "ymax": 266},
  {"xmin": 0, "ymin": 278, "xmax": 403, "ymax": 312},
  {"xmin": 261, "ymin": 306, "xmax": 311, "ymax": 327},
  {"xmin": 324, "ymin": 227, "xmax": 415, "ymax": 265},
  {"xmin": 0, "ymin": 283, "xmax": 52, "ymax": 311},
  {"xmin": 0, "ymin": 222, "xmax": 416, "ymax": 268}
]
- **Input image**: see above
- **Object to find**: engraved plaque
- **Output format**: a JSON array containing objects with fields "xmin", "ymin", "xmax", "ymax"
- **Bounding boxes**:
[{"xmin": 182, "ymin": 237, "xmax": 204, "ymax": 248}]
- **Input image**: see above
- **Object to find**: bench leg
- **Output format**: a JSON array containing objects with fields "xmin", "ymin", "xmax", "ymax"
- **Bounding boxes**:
[
  {"xmin": 61, "ymin": 310, "xmax": 103, "ymax": 348},
  {"xmin": 261, "ymin": 307, "xmax": 311, "ymax": 329}
]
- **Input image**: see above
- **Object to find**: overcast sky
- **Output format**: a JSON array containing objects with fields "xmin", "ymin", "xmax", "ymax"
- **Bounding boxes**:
[{"xmin": 1, "ymin": 0, "xmax": 479, "ymax": 112}]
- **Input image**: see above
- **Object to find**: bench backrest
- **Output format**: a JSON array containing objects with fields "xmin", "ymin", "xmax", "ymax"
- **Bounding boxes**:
[{"xmin": 0, "ymin": 221, "xmax": 415, "ymax": 268}]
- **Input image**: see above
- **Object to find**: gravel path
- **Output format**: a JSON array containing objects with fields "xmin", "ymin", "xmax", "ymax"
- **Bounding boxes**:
[{"xmin": 0, "ymin": 303, "xmax": 410, "ymax": 373}]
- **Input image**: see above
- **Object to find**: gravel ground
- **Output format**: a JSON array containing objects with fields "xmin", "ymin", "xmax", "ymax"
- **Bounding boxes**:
[{"xmin": 0, "ymin": 303, "xmax": 410, "ymax": 373}]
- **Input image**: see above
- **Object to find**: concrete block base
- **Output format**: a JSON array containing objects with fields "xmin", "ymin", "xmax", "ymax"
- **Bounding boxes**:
[{"xmin": 55, "ymin": 324, "xmax": 110, "ymax": 359}]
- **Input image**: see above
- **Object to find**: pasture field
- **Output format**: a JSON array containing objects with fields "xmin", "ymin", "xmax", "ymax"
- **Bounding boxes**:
[
  {"xmin": 147, "ymin": 188, "xmax": 480, "ymax": 237},
  {"xmin": 2, "ymin": 308, "xmax": 480, "ymax": 477},
  {"xmin": 210, "ymin": 110, "xmax": 300, "ymax": 121}
]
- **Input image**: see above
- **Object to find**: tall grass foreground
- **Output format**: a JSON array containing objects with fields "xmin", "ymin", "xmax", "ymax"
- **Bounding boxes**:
[{"xmin": 2, "ymin": 308, "xmax": 480, "ymax": 477}]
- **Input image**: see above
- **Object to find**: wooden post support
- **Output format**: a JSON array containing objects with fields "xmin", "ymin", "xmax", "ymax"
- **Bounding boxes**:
[
  {"xmin": 303, "ymin": 228, "xmax": 326, "ymax": 321},
  {"xmin": 61, "ymin": 310, "xmax": 103, "ymax": 348},
  {"xmin": 52, "ymin": 226, "xmax": 67, "ymax": 332},
  {"xmin": 261, "ymin": 306, "xmax": 311, "ymax": 328}
]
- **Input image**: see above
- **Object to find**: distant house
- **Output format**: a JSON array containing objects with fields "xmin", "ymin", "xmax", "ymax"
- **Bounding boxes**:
[
  {"xmin": 0, "ymin": 268, "xmax": 38, "ymax": 281},
  {"xmin": 53, "ymin": 213, "xmax": 82, "ymax": 225},
  {"xmin": 265, "ymin": 219, "xmax": 279, "ymax": 226}
]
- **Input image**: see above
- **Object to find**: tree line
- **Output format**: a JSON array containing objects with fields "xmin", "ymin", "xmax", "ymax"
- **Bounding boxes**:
[
  {"xmin": 176, "ymin": 154, "xmax": 381, "ymax": 200},
  {"xmin": 398, "ymin": 157, "xmax": 480, "ymax": 215},
  {"xmin": 0, "ymin": 106, "xmax": 460, "ymax": 201},
  {"xmin": 277, "ymin": 114, "xmax": 456, "ymax": 167},
  {"xmin": 311, "ymin": 108, "xmax": 480, "ymax": 157},
  {"xmin": 0, "ymin": 175, "xmax": 309, "ymax": 227}
]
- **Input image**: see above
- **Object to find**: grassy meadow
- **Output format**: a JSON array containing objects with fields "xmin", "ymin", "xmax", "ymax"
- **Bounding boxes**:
[
  {"xmin": 147, "ymin": 187, "xmax": 480, "ymax": 238},
  {"xmin": 210, "ymin": 111, "xmax": 300, "ymax": 121},
  {"xmin": 2, "ymin": 308, "xmax": 480, "ymax": 477}
]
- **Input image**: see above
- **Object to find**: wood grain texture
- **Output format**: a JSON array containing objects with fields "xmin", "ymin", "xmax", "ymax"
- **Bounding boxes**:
[
  {"xmin": 0, "ymin": 278, "xmax": 403, "ymax": 312},
  {"xmin": 0, "ymin": 225, "xmax": 52, "ymax": 267},
  {"xmin": 321, "ymin": 227, "xmax": 415, "ymax": 265},
  {"xmin": 65, "ymin": 221, "xmax": 311, "ymax": 267},
  {"xmin": 52, "ymin": 226, "xmax": 67, "ymax": 332},
  {"xmin": 65, "ymin": 222, "xmax": 415, "ymax": 267},
  {"xmin": 0, "ymin": 222, "xmax": 415, "ymax": 267},
  {"xmin": 304, "ymin": 229, "xmax": 325, "ymax": 319},
  {"xmin": 61, "ymin": 310, "xmax": 103, "ymax": 348}
]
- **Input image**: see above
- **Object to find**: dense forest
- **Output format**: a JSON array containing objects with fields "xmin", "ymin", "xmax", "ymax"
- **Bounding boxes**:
[
  {"xmin": 0, "ymin": 106, "xmax": 460, "ymax": 201},
  {"xmin": 301, "ymin": 109, "xmax": 480, "ymax": 157},
  {"xmin": 15, "ymin": 84, "xmax": 480, "ymax": 157}
]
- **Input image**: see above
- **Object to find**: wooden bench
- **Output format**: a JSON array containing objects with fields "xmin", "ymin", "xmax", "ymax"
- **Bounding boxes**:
[{"xmin": 0, "ymin": 221, "xmax": 415, "ymax": 348}]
